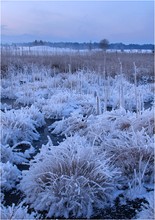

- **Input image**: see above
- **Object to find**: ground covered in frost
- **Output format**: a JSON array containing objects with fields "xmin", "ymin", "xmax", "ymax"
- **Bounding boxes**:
[{"xmin": 0, "ymin": 63, "xmax": 154, "ymax": 219}]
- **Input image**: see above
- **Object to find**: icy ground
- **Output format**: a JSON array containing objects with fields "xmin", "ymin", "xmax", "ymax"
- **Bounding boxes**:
[{"xmin": 1, "ymin": 67, "xmax": 154, "ymax": 219}]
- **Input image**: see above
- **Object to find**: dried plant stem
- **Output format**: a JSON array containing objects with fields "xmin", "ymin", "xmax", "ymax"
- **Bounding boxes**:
[
  {"xmin": 96, "ymin": 95, "xmax": 101, "ymax": 115},
  {"xmin": 104, "ymin": 82, "xmax": 108, "ymax": 112},
  {"xmin": 133, "ymin": 62, "xmax": 139, "ymax": 117},
  {"xmin": 119, "ymin": 59, "xmax": 124, "ymax": 109},
  {"xmin": 68, "ymin": 64, "xmax": 71, "ymax": 74},
  {"xmin": 103, "ymin": 65, "xmax": 108, "ymax": 112}
]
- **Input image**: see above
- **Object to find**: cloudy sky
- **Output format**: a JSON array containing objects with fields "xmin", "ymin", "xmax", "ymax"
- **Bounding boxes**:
[{"xmin": 1, "ymin": 0, "xmax": 154, "ymax": 44}]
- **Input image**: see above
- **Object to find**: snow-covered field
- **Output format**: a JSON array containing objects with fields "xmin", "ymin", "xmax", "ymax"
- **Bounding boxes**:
[
  {"xmin": 1, "ymin": 45, "xmax": 153, "ymax": 56},
  {"xmin": 1, "ymin": 49, "xmax": 154, "ymax": 219}
]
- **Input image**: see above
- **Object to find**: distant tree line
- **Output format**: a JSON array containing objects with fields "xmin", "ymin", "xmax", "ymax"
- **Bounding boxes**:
[{"xmin": 3, "ymin": 40, "xmax": 154, "ymax": 50}]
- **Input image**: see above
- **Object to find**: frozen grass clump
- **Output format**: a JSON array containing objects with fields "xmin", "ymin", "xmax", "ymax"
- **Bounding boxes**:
[
  {"xmin": 20, "ymin": 136, "xmax": 120, "ymax": 218},
  {"xmin": 1, "ymin": 64, "xmax": 154, "ymax": 113},
  {"xmin": 0, "ymin": 192, "xmax": 4, "ymax": 203},
  {"xmin": 132, "ymin": 108, "xmax": 154, "ymax": 136},
  {"xmin": 49, "ymin": 113, "xmax": 87, "ymax": 135},
  {"xmin": 1, "ymin": 86, "xmax": 18, "ymax": 99},
  {"xmin": 15, "ymin": 81, "xmax": 53, "ymax": 105},
  {"xmin": 1, "ymin": 141, "xmax": 35, "ymax": 165},
  {"xmin": 36, "ymin": 92, "xmax": 95, "ymax": 118},
  {"xmin": 1, "ymin": 109, "xmax": 39, "ymax": 145},
  {"xmin": 136, "ymin": 192, "xmax": 154, "ymax": 219},
  {"xmin": 0, "ymin": 203, "xmax": 39, "ymax": 219},
  {"xmin": 60, "ymin": 110, "xmax": 154, "ymax": 185},
  {"xmin": 97, "ymin": 127, "xmax": 154, "ymax": 180},
  {"xmin": 25, "ymin": 105, "xmax": 45, "ymax": 128},
  {"xmin": 88, "ymin": 114, "xmax": 154, "ymax": 184},
  {"xmin": 50, "ymin": 108, "xmax": 132, "ymax": 138},
  {"xmin": 1, "ymin": 106, "xmax": 45, "ymax": 145},
  {"xmin": 35, "ymin": 91, "xmax": 71, "ymax": 118},
  {"xmin": 1, "ymin": 161, "xmax": 21, "ymax": 191},
  {"xmin": 0, "ymin": 102, "xmax": 12, "ymax": 111}
]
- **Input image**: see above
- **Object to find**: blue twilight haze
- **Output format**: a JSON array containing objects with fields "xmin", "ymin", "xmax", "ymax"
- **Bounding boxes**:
[{"xmin": 1, "ymin": 0, "xmax": 154, "ymax": 44}]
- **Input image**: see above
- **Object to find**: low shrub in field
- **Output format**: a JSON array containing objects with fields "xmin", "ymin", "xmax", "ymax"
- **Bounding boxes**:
[{"xmin": 20, "ymin": 136, "xmax": 120, "ymax": 218}]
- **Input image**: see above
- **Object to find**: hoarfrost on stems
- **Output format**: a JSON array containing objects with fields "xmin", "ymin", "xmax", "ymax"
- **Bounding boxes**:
[
  {"xmin": 0, "ymin": 203, "xmax": 39, "ymax": 219},
  {"xmin": 1, "ymin": 161, "xmax": 21, "ymax": 191},
  {"xmin": 1, "ymin": 141, "xmax": 35, "ymax": 164},
  {"xmin": 136, "ymin": 192, "xmax": 154, "ymax": 219},
  {"xmin": 1, "ymin": 105, "xmax": 45, "ymax": 145},
  {"xmin": 20, "ymin": 136, "xmax": 120, "ymax": 218},
  {"xmin": 50, "ymin": 109, "xmax": 154, "ymax": 186}
]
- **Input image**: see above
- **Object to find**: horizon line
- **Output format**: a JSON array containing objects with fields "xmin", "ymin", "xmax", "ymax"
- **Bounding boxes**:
[{"xmin": 1, "ymin": 41, "xmax": 154, "ymax": 45}]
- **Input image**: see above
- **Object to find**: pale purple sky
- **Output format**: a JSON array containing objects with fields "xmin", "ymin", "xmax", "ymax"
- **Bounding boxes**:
[{"xmin": 1, "ymin": 0, "xmax": 154, "ymax": 44}]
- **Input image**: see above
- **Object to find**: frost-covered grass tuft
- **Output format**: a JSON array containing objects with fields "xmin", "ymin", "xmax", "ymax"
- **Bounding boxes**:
[
  {"xmin": 132, "ymin": 109, "xmax": 154, "ymax": 136},
  {"xmin": 1, "ymin": 141, "xmax": 35, "ymax": 165},
  {"xmin": 136, "ymin": 192, "xmax": 154, "ymax": 219},
  {"xmin": 1, "ymin": 105, "xmax": 45, "ymax": 145},
  {"xmin": 36, "ymin": 92, "xmax": 95, "ymax": 118},
  {"xmin": 0, "ymin": 203, "xmax": 39, "ymax": 219},
  {"xmin": 86, "ymin": 111, "xmax": 154, "ymax": 184},
  {"xmin": 49, "ymin": 113, "xmax": 87, "ymax": 135},
  {"xmin": 101, "ymin": 129, "xmax": 154, "ymax": 183},
  {"xmin": 1, "ymin": 161, "xmax": 21, "ymax": 191},
  {"xmin": 50, "ymin": 109, "xmax": 154, "ymax": 187},
  {"xmin": 20, "ymin": 136, "xmax": 120, "ymax": 218}
]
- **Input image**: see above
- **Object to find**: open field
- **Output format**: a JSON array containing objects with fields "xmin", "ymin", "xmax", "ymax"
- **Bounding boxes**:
[
  {"xmin": 1, "ymin": 47, "xmax": 154, "ymax": 219},
  {"xmin": 1, "ymin": 47, "xmax": 154, "ymax": 83}
]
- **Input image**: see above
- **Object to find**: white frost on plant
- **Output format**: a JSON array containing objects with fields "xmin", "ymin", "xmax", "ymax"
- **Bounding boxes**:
[
  {"xmin": 132, "ymin": 108, "xmax": 154, "ymax": 136},
  {"xmin": 1, "ymin": 161, "xmax": 21, "ymax": 191},
  {"xmin": 1, "ymin": 69, "xmax": 153, "ymax": 113},
  {"xmin": 20, "ymin": 136, "xmax": 120, "ymax": 218},
  {"xmin": 35, "ymin": 91, "xmax": 95, "ymax": 118},
  {"xmin": 0, "ymin": 192, "xmax": 4, "ymax": 202},
  {"xmin": 136, "ymin": 192, "xmax": 154, "ymax": 219},
  {"xmin": 1, "ymin": 105, "xmax": 45, "ymax": 145},
  {"xmin": 49, "ymin": 113, "xmax": 87, "ymax": 135},
  {"xmin": 50, "ymin": 109, "xmax": 154, "ymax": 186},
  {"xmin": 0, "ymin": 102, "xmax": 12, "ymax": 111},
  {"xmin": 0, "ymin": 203, "xmax": 39, "ymax": 220},
  {"xmin": 1, "ymin": 141, "xmax": 35, "ymax": 164}
]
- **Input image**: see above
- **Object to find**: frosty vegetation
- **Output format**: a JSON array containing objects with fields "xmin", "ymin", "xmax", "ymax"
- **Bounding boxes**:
[
  {"xmin": 1, "ymin": 47, "xmax": 154, "ymax": 219},
  {"xmin": 20, "ymin": 136, "xmax": 120, "ymax": 218},
  {"xmin": 0, "ymin": 202, "xmax": 39, "ymax": 219}
]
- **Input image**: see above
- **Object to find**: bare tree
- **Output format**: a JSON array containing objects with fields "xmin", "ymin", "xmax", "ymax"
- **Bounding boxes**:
[
  {"xmin": 88, "ymin": 40, "xmax": 92, "ymax": 51},
  {"xmin": 99, "ymin": 39, "xmax": 109, "ymax": 51}
]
